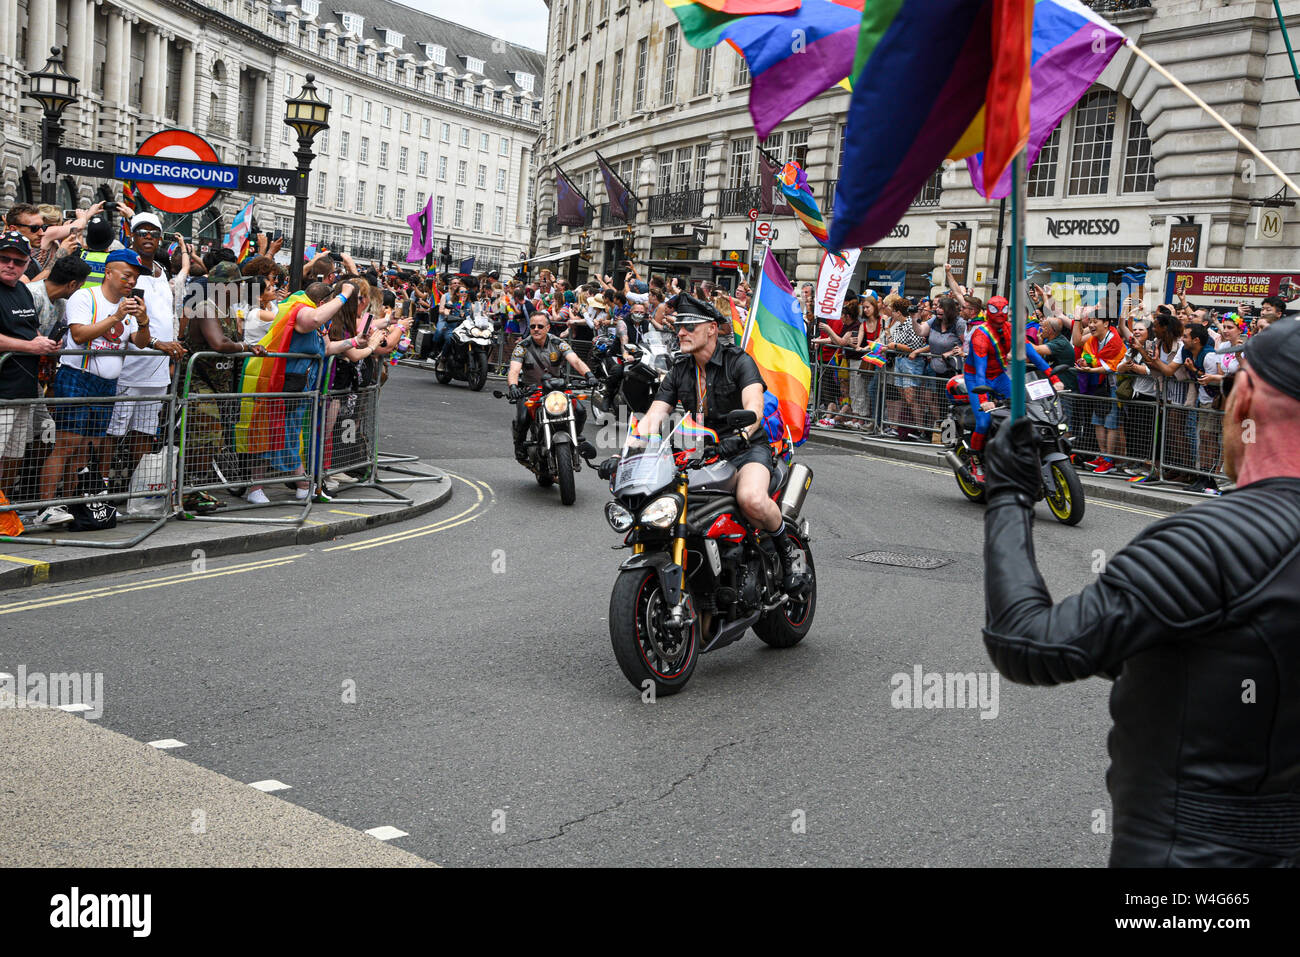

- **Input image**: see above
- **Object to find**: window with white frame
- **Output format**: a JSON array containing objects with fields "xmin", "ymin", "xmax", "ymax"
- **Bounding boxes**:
[
  {"xmin": 657, "ymin": 150, "xmax": 673, "ymax": 193},
  {"xmin": 1067, "ymin": 90, "xmax": 1118, "ymax": 197},
  {"xmin": 363, "ymin": 100, "xmax": 372, "ymax": 122},
  {"xmin": 1122, "ymin": 109, "xmax": 1156, "ymax": 193},
  {"xmin": 440, "ymin": 122, "xmax": 450, "ymax": 143},
  {"xmin": 577, "ymin": 72, "xmax": 587, "ymax": 134},
  {"xmin": 420, "ymin": 117, "xmax": 430, "ymax": 138},
  {"xmin": 401, "ymin": 111, "xmax": 411, "ymax": 132},
  {"xmin": 611, "ymin": 50, "xmax": 623, "ymax": 121},
  {"xmin": 457, "ymin": 160, "xmax": 468, "ymax": 185},
  {"xmin": 728, "ymin": 137, "xmax": 753, "ymax": 189},
  {"xmin": 499, "ymin": 137, "xmax": 510, "ymax": 157},
  {"xmin": 399, "ymin": 146, "xmax": 409, "ymax": 173},
  {"xmin": 396, "ymin": 188, "xmax": 405, "ymax": 213},
  {"xmin": 379, "ymin": 142, "xmax": 389, "ymax": 168},
  {"xmin": 460, "ymin": 127, "xmax": 471, "ymax": 147},
  {"xmin": 416, "ymin": 190, "xmax": 424, "ymax": 210},
  {"xmin": 318, "ymin": 128, "xmax": 328, "ymax": 154},
  {"xmin": 356, "ymin": 180, "xmax": 366, "ymax": 213},
  {"xmin": 466, "ymin": 56, "xmax": 485, "ymax": 75},
  {"xmin": 435, "ymin": 196, "xmax": 445, "ymax": 224},
  {"xmin": 315, "ymin": 171, "xmax": 327, "ymax": 205},
  {"xmin": 694, "ymin": 144, "xmax": 708, "ymax": 187},
  {"xmin": 430, "ymin": 45, "xmax": 446, "ymax": 66},
  {"xmin": 634, "ymin": 38, "xmax": 648, "ymax": 111},
  {"xmin": 382, "ymin": 105, "xmax": 392, "ymax": 127},
  {"xmin": 359, "ymin": 137, "xmax": 369, "ymax": 163},
  {"xmin": 340, "ymin": 12, "xmax": 364, "ymax": 37},
  {"xmin": 336, "ymin": 178, "xmax": 347, "ymax": 208},
  {"xmin": 418, "ymin": 151, "xmax": 428, "ymax": 177},
  {"xmin": 477, "ymin": 164, "xmax": 487, "ymax": 188},
  {"xmin": 592, "ymin": 61, "xmax": 603, "ymax": 128},
  {"xmin": 454, "ymin": 199, "xmax": 464, "ymax": 227},
  {"xmin": 675, "ymin": 147, "xmax": 692, "ymax": 192},
  {"xmin": 473, "ymin": 203, "xmax": 484, "ymax": 231},
  {"xmin": 662, "ymin": 25, "xmax": 678, "ymax": 104},
  {"xmin": 496, "ymin": 168, "xmax": 507, "ymax": 191},
  {"xmin": 479, "ymin": 132, "xmax": 489, "ymax": 151},
  {"xmin": 438, "ymin": 156, "xmax": 447, "ymax": 180},
  {"xmin": 1027, "ymin": 127, "xmax": 1061, "ymax": 198},
  {"xmin": 695, "ymin": 47, "xmax": 712, "ymax": 96},
  {"xmin": 339, "ymin": 131, "xmax": 350, "ymax": 158},
  {"xmin": 343, "ymin": 93, "xmax": 352, "ymax": 116},
  {"xmin": 494, "ymin": 206, "xmax": 504, "ymax": 234},
  {"xmin": 515, "ymin": 71, "xmax": 534, "ymax": 93},
  {"xmin": 376, "ymin": 184, "xmax": 386, "ymax": 217}
]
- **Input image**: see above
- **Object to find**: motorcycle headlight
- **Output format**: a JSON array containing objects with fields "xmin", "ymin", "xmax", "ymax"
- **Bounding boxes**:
[
  {"xmin": 640, "ymin": 495, "xmax": 681, "ymax": 529},
  {"xmin": 544, "ymin": 391, "xmax": 569, "ymax": 415},
  {"xmin": 605, "ymin": 502, "xmax": 634, "ymax": 533},
  {"xmin": 1058, "ymin": 422, "xmax": 1068, "ymax": 432}
]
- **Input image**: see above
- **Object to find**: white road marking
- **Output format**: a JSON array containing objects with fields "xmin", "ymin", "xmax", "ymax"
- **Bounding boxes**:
[
  {"xmin": 55, "ymin": 703, "xmax": 94, "ymax": 715},
  {"xmin": 249, "ymin": 779, "xmax": 292, "ymax": 793},
  {"xmin": 364, "ymin": 825, "xmax": 409, "ymax": 841},
  {"xmin": 148, "ymin": 738, "xmax": 186, "ymax": 749}
]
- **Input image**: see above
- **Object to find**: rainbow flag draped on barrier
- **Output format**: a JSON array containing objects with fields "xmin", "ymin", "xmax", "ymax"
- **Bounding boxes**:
[
  {"xmin": 235, "ymin": 292, "xmax": 314, "ymax": 454},
  {"xmin": 739, "ymin": 250, "xmax": 811, "ymax": 446},
  {"xmin": 664, "ymin": 0, "xmax": 863, "ymax": 140},
  {"xmin": 965, "ymin": 0, "xmax": 1124, "ymax": 197}
]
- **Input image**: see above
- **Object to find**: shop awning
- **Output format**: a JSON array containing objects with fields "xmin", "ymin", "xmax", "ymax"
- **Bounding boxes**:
[{"xmin": 506, "ymin": 248, "xmax": 582, "ymax": 268}]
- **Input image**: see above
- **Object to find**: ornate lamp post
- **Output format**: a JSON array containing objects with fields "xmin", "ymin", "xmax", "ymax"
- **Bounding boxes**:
[
  {"xmin": 283, "ymin": 74, "xmax": 330, "ymax": 291},
  {"xmin": 25, "ymin": 47, "xmax": 79, "ymax": 205}
]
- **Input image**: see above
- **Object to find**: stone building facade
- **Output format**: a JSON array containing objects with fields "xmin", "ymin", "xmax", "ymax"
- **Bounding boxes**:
[
  {"xmin": 536, "ymin": 0, "xmax": 1300, "ymax": 307},
  {"xmin": 2, "ymin": 0, "xmax": 545, "ymax": 271}
]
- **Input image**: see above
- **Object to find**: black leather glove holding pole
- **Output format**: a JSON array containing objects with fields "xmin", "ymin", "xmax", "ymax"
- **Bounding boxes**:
[
  {"xmin": 984, "ymin": 417, "xmax": 1041, "ymax": 505},
  {"xmin": 597, "ymin": 456, "xmax": 620, "ymax": 480}
]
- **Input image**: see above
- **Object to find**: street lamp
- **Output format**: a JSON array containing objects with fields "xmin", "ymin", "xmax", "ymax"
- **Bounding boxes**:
[
  {"xmin": 25, "ymin": 47, "xmax": 79, "ymax": 206},
  {"xmin": 283, "ymin": 73, "xmax": 330, "ymax": 291}
]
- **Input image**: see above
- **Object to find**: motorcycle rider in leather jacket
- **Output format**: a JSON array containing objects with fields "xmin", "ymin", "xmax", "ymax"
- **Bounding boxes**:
[
  {"xmin": 506, "ymin": 313, "xmax": 594, "ymax": 463},
  {"xmin": 981, "ymin": 320, "xmax": 1300, "ymax": 866}
]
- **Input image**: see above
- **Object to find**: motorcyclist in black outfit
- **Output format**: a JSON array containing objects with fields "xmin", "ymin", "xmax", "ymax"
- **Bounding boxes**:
[
  {"xmin": 506, "ymin": 312, "xmax": 594, "ymax": 463},
  {"xmin": 599, "ymin": 294, "xmax": 810, "ymax": 596},
  {"xmin": 981, "ymin": 319, "xmax": 1300, "ymax": 867}
]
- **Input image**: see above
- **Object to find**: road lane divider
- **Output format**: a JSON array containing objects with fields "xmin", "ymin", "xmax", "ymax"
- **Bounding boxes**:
[{"xmin": 324, "ymin": 472, "xmax": 494, "ymax": 552}]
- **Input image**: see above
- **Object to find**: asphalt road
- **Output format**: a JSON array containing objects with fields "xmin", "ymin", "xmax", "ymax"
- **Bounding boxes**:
[{"xmin": 3, "ymin": 365, "xmax": 1174, "ymax": 866}]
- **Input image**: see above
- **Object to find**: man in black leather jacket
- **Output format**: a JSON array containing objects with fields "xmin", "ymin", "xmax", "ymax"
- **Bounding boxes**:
[{"xmin": 982, "ymin": 319, "xmax": 1300, "ymax": 867}]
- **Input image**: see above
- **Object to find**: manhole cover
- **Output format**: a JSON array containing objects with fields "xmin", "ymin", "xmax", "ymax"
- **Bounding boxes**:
[{"xmin": 850, "ymin": 551, "xmax": 951, "ymax": 569}]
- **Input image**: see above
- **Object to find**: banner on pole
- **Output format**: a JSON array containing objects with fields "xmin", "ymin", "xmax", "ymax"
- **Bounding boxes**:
[{"xmin": 814, "ymin": 247, "xmax": 861, "ymax": 323}]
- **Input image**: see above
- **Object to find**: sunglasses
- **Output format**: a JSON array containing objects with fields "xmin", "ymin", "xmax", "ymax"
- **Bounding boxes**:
[
  {"xmin": 529, "ymin": 324, "xmax": 548, "ymax": 330},
  {"xmin": 133, "ymin": 228, "xmax": 163, "ymax": 238},
  {"xmin": 0, "ymin": 255, "xmax": 27, "ymax": 267},
  {"xmin": 19, "ymin": 222, "xmax": 47, "ymax": 232}
]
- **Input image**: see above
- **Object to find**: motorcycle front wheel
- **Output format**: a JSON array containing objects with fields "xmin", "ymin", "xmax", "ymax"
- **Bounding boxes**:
[
  {"xmin": 609, "ymin": 569, "xmax": 698, "ymax": 696},
  {"xmin": 1045, "ymin": 460, "xmax": 1085, "ymax": 525},
  {"xmin": 434, "ymin": 361, "xmax": 452, "ymax": 385},
  {"xmin": 467, "ymin": 351, "xmax": 487, "ymax": 392},
  {"xmin": 555, "ymin": 443, "xmax": 576, "ymax": 506}
]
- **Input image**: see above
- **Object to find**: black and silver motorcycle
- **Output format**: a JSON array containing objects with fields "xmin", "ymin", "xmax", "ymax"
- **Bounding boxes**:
[
  {"xmin": 604, "ymin": 412, "xmax": 816, "ymax": 696},
  {"xmin": 495, "ymin": 374, "xmax": 598, "ymax": 506},
  {"xmin": 591, "ymin": 336, "xmax": 671, "ymax": 419},
  {"xmin": 434, "ymin": 313, "xmax": 494, "ymax": 392},
  {"xmin": 941, "ymin": 365, "xmax": 1085, "ymax": 525}
]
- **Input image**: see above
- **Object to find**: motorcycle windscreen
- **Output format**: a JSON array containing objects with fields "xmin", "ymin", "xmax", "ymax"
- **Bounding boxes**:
[{"xmin": 612, "ymin": 414, "xmax": 693, "ymax": 496}]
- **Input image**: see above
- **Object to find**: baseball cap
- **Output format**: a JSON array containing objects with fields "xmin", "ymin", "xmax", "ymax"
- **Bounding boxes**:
[
  {"xmin": 104, "ymin": 248, "xmax": 143, "ymax": 269},
  {"xmin": 207, "ymin": 261, "xmax": 242, "ymax": 283},
  {"xmin": 0, "ymin": 230, "xmax": 31, "ymax": 257},
  {"xmin": 130, "ymin": 212, "xmax": 163, "ymax": 232},
  {"xmin": 1223, "ymin": 319, "xmax": 1300, "ymax": 404},
  {"xmin": 986, "ymin": 296, "xmax": 1009, "ymax": 318}
]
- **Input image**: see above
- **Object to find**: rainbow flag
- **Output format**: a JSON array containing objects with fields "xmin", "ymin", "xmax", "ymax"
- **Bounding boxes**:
[
  {"xmin": 678, "ymin": 413, "xmax": 720, "ymax": 447},
  {"xmin": 775, "ymin": 160, "xmax": 834, "ymax": 254},
  {"xmin": 829, "ymin": 0, "xmax": 993, "ymax": 251},
  {"xmin": 860, "ymin": 338, "xmax": 888, "ymax": 368},
  {"xmin": 741, "ymin": 249, "xmax": 811, "ymax": 445},
  {"xmin": 224, "ymin": 197, "xmax": 255, "ymax": 262},
  {"xmin": 664, "ymin": 0, "xmax": 863, "ymax": 140},
  {"xmin": 965, "ymin": 0, "xmax": 1124, "ymax": 197},
  {"xmin": 234, "ymin": 292, "xmax": 313, "ymax": 454},
  {"xmin": 694, "ymin": 0, "xmax": 800, "ymax": 11}
]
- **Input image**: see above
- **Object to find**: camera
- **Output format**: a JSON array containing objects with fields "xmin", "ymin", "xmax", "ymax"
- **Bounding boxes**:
[{"xmin": 104, "ymin": 201, "xmax": 117, "ymax": 213}]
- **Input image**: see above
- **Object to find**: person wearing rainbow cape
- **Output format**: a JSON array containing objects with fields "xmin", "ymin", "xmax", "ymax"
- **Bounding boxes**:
[{"xmin": 963, "ymin": 295, "xmax": 1063, "ymax": 484}]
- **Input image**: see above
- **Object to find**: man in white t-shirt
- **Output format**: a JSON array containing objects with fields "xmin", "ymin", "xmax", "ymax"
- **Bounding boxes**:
[
  {"xmin": 108, "ymin": 214, "xmax": 187, "ymax": 482},
  {"xmin": 39, "ymin": 248, "xmax": 171, "ymax": 509}
]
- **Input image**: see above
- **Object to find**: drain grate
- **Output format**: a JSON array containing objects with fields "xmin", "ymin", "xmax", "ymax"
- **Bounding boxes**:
[{"xmin": 850, "ymin": 550, "xmax": 951, "ymax": 570}]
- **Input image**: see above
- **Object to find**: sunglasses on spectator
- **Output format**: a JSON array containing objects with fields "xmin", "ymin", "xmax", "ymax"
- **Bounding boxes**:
[
  {"xmin": 0, "ymin": 255, "xmax": 27, "ymax": 267},
  {"xmin": 18, "ymin": 221, "xmax": 47, "ymax": 232},
  {"xmin": 133, "ymin": 228, "xmax": 163, "ymax": 238},
  {"xmin": 529, "ymin": 323, "xmax": 548, "ymax": 330}
]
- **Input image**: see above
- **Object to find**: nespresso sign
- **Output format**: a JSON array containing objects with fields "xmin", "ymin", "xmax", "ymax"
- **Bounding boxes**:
[{"xmin": 1045, "ymin": 217, "xmax": 1122, "ymax": 239}]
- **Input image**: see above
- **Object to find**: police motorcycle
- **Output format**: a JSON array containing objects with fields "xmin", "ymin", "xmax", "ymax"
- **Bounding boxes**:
[
  {"xmin": 494, "ymin": 372, "xmax": 599, "ymax": 506},
  {"xmin": 602, "ymin": 412, "xmax": 815, "ymax": 696},
  {"xmin": 434, "ymin": 312, "xmax": 495, "ymax": 391},
  {"xmin": 941, "ymin": 364, "xmax": 1084, "ymax": 525}
]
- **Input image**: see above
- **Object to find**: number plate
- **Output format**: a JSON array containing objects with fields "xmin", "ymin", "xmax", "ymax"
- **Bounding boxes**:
[{"xmin": 1025, "ymin": 378, "xmax": 1054, "ymax": 401}]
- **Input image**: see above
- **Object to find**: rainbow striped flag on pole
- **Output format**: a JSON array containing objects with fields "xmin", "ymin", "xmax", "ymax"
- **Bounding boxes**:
[{"xmin": 740, "ymin": 249, "xmax": 811, "ymax": 445}]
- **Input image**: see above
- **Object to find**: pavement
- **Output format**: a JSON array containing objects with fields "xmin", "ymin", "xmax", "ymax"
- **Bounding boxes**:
[
  {"xmin": 3, "ymin": 365, "xmax": 1193, "ymax": 867},
  {"xmin": 0, "ymin": 461, "xmax": 452, "ymax": 591},
  {"xmin": 0, "ymin": 697, "xmax": 432, "ymax": 867}
]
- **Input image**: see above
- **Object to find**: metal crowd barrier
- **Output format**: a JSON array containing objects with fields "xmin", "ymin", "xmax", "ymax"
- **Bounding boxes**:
[
  {"xmin": 0, "ymin": 343, "xmax": 434, "ymax": 546},
  {"xmin": 806, "ymin": 354, "xmax": 1230, "ymax": 487}
]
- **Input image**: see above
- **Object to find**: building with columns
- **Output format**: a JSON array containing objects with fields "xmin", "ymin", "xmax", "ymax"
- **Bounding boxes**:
[
  {"xmin": 537, "ymin": 0, "xmax": 1300, "ymax": 306},
  {"xmin": 3, "ymin": 0, "xmax": 545, "ymax": 270}
]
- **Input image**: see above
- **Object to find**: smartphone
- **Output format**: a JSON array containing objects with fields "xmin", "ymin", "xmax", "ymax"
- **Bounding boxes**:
[
  {"xmin": 272, "ymin": 229, "xmax": 284, "ymax": 242},
  {"xmin": 63, "ymin": 208, "xmax": 78, "ymax": 221},
  {"xmin": 131, "ymin": 287, "xmax": 145, "ymax": 300}
]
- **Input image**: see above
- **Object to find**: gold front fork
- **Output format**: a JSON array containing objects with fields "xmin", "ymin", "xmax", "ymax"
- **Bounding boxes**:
[{"xmin": 672, "ymin": 479, "xmax": 688, "ymax": 580}]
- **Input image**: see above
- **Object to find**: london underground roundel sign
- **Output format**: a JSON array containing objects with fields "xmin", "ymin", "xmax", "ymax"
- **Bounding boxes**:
[{"xmin": 134, "ymin": 129, "xmax": 221, "ymax": 214}]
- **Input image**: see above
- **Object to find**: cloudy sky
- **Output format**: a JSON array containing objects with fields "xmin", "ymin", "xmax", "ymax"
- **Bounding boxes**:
[{"xmin": 406, "ymin": 0, "xmax": 551, "ymax": 52}]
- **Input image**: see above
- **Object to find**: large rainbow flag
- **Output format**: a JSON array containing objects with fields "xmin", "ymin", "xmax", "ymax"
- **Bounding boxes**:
[
  {"xmin": 234, "ymin": 291, "xmax": 314, "ymax": 454},
  {"xmin": 828, "ymin": 0, "xmax": 994, "ymax": 251},
  {"xmin": 965, "ymin": 0, "xmax": 1125, "ymax": 197},
  {"xmin": 740, "ymin": 250, "xmax": 811, "ymax": 445},
  {"xmin": 664, "ymin": 0, "xmax": 863, "ymax": 140}
]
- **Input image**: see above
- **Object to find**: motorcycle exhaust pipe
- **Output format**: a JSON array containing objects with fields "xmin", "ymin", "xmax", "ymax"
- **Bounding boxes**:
[
  {"xmin": 943, "ymin": 450, "xmax": 976, "ymax": 485},
  {"xmin": 779, "ymin": 463, "xmax": 813, "ymax": 521}
]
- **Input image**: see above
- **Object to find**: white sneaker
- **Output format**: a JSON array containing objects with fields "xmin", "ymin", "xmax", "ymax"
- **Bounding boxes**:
[
  {"xmin": 245, "ymin": 488, "xmax": 270, "ymax": 505},
  {"xmin": 294, "ymin": 486, "xmax": 310, "ymax": 501},
  {"xmin": 33, "ymin": 506, "xmax": 74, "ymax": 526}
]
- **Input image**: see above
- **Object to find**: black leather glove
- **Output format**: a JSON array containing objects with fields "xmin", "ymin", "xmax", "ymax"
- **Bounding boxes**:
[
  {"xmin": 507, "ymin": 383, "xmax": 524, "ymax": 401},
  {"xmin": 717, "ymin": 433, "xmax": 749, "ymax": 458},
  {"xmin": 597, "ymin": 456, "xmax": 620, "ymax": 480},
  {"xmin": 984, "ymin": 417, "xmax": 1041, "ymax": 503}
]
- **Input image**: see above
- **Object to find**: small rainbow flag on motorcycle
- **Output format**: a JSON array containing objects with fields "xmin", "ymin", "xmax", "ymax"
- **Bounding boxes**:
[{"xmin": 678, "ymin": 413, "xmax": 720, "ymax": 447}]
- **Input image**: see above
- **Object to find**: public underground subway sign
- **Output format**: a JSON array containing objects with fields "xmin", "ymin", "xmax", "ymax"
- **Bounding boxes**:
[{"xmin": 1045, "ymin": 216, "xmax": 1122, "ymax": 239}]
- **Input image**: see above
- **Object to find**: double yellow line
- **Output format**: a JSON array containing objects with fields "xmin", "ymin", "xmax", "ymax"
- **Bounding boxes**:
[
  {"xmin": 0, "ymin": 554, "xmax": 303, "ymax": 616},
  {"xmin": 322, "ymin": 472, "xmax": 494, "ymax": 553}
]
